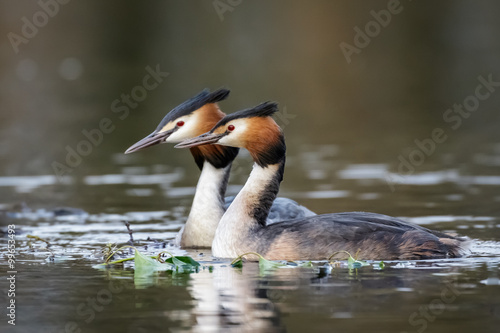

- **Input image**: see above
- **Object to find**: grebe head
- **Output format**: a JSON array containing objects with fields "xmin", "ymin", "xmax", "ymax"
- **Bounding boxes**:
[
  {"xmin": 176, "ymin": 102, "xmax": 285, "ymax": 167},
  {"xmin": 125, "ymin": 88, "xmax": 230, "ymax": 154}
]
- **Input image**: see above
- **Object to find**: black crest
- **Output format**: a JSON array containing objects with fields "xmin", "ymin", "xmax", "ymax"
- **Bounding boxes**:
[
  {"xmin": 154, "ymin": 88, "xmax": 230, "ymax": 132},
  {"xmin": 213, "ymin": 101, "xmax": 278, "ymax": 130}
]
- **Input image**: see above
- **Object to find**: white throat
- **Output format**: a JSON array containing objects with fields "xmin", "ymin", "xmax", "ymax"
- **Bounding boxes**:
[
  {"xmin": 179, "ymin": 161, "xmax": 229, "ymax": 248},
  {"xmin": 212, "ymin": 162, "xmax": 281, "ymax": 257}
]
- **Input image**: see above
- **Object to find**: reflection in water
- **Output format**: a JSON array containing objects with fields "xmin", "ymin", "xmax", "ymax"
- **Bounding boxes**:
[
  {"xmin": 102, "ymin": 262, "xmax": 289, "ymax": 332},
  {"xmin": 90, "ymin": 256, "xmax": 500, "ymax": 333},
  {"xmin": 189, "ymin": 265, "xmax": 286, "ymax": 332}
]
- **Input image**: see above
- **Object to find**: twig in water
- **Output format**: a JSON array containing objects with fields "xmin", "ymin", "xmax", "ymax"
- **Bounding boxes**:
[{"xmin": 123, "ymin": 221, "xmax": 134, "ymax": 245}]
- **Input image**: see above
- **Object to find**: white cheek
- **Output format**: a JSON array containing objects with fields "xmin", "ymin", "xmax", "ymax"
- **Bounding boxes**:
[
  {"xmin": 165, "ymin": 124, "xmax": 199, "ymax": 143},
  {"xmin": 217, "ymin": 135, "xmax": 231, "ymax": 146},
  {"xmin": 217, "ymin": 133, "xmax": 244, "ymax": 147},
  {"xmin": 164, "ymin": 134, "xmax": 178, "ymax": 143}
]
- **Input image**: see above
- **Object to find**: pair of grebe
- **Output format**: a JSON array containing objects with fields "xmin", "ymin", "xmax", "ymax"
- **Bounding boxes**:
[
  {"xmin": 127, "ymin": 89, "xmax": 468, "ymax": 260},
  {"xmin": 125, "ymin": 89, "xmax": 314, "ymax": 248}
]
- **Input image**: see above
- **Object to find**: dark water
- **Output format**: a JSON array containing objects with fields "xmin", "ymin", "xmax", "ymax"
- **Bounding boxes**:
[{"xmin": 1, "ymin": 1, "xmax": 500, "ymax": 332}]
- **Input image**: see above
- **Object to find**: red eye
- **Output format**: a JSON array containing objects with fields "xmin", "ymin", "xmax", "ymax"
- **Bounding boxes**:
[
  {"xmin": 177, "ymin": 121, "xmax": 184, "ymax": 127},
  {"xmin": 228, "ymin": 125, "xmax": 235, "ymax": 131}
]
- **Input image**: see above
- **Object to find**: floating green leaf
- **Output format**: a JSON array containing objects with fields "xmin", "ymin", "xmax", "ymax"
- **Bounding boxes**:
[
  {"xmin": 328, "ymin": 250, "xmax": 369, "ymax": 269},
  {"xmin": 230, "ymin": 252, "xmax": 287, "ymax": 274},
  {"xmin": 164, "ymin": 255, "xmax": 201, "ymax": 268},
  {"xmin": 134, "ymin": 249, "xmax": 173, "ymax": 275},
  {"xmin": 347, "ymin": 255, "xmax": 368, "ymax": 269},
  {"xmin": 259, "ymin": 256, "xmax": 286, "ymax": 274},
  {"xmin": 94, "ymin": 245, "xmax": 203, "ymax": 280},
  {"xmin": 157, "ymin": 252, "xmax": 200, "ymax": 272},
  {"xmin": 231, "ymin": 258, "xmax": 243, "ymax": 268}
]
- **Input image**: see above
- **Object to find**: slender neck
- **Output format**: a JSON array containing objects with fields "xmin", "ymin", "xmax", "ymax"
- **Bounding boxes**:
[
  {"xmin": 180, "ymin": 161, "xmax": 231, "ymax": 248},
  {"xmin": 179, "ymin": 144, "xmax": 238, "ymax": 248},
  {"xmin": 212, "ymin": 157, "xmax": 285, "ymax": 257}
]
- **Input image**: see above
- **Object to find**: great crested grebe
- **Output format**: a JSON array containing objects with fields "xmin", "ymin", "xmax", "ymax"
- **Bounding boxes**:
[
  {"xmin": 175, "ymin": 102, "xmax": 469, "ymax": 260},
  {"xmin": 124, "ymin": 89, "xmax": 314, "ymax": 248}
]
